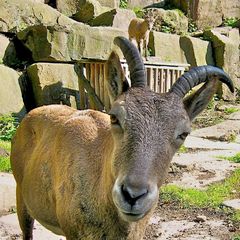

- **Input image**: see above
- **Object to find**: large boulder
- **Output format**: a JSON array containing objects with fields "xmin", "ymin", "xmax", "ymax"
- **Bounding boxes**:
[
  {"xmin": 0, "ymin": 0, "xmax": 68, "ymax": 33},
  {"xmin": 98, "ymin": 0, "xmax": 120, "ymax": 8},
  {"xmin": 0, "ymin": 65, "xmax": 26, "ymax": 118},
  {"xmin": 72, "ymin": 0, "xmax": 111, "ymax": 23},
  {"xmin": 17, "ymin": 24, "xmax": 126, "ymax": 61},
  {"xmin": 0, "ymin": 35, "xmax": 10, "ymax": 63},
  {"xmin": 91, "ymin": 8, "xmax": 136, "ymax": 30},
  {"xmin": 149, "ymin": 31, "xmax": 187, "ymax": 63},
  {"xmin": 221, "ymin": 0, "xmax": 240, "ymax": 19},
  {"xmin": 180, "ymin": 36, "xmax": 214, "ymax": 67},
  {"xmin": 56, "ymin": 0, "xmax": 82, "ymax": 17},
  {"xmin": 204, "ymin": 28, "xmax": 240, "ymax": 99},
  {"xmin": 152, "ymin": 8, "xmax": 188, "ymax": 34},
  {"xmin": 127, "ymin": 0, "xmax": 163, "ymax": 8},
  {"xmin": 149, "ymin": 31, "xmax": 215, "ymax": 67},
  {"xmin": 169, "ymin": 0, "xmax": 240, "ymax": 30},
  {"xmin": 27, "ymin": 63, "xmax": 80, "ymax": 108}
]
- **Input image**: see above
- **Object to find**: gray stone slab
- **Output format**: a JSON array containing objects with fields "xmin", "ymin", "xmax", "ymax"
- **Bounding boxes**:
[
  {"xmin": 0, "ymin": 173, "xmax": 16, "ymax": 214},
  {"xmin": 222, "ymin": 199, "xmax": 240, "ymax": 210}
]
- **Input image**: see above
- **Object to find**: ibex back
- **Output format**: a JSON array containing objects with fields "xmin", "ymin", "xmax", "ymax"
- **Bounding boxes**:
[{"xmin": 11, "ymin": 37, "xmax": 234, "ymax": 240}]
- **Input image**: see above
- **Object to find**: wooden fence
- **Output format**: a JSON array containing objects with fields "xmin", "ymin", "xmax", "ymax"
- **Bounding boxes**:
[{"xmin": 78, "ymin": 60, "xmax": 189, "ymax": 111}]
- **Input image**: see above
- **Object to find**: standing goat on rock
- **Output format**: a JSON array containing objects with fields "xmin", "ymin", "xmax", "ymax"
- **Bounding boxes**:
[
  {"xmin": 128, "ymin": 9, "xmax": 158, "ymax": 60},
  {"xmin": 11, "ymin": 36, "xmax": 234, "ymax": 240}
]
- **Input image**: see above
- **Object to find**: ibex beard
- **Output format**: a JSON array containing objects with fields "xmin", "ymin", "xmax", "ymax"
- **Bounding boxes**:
[{"xmin": 10, "ymin": 36, "xmax": 234, "ymax": 240}]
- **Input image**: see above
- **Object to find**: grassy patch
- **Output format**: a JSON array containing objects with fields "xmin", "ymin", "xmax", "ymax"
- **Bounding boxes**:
[
  {"xmin": 178, "ymin": 145, "xmax": 188, "ymax": 153},
  {"xmin": 0, "ymin": 114, "xmax": 19, "ymax": 141},
  {"xmin": 0, "ymin": 155, "xmax": 11, "ymax": 172},
  {"xmin": 0, "ymin": 139, "xmax": 11, "ymax": 152},
  {"xmin": 217, "ymin": 153, "xmax": 240, "ymax": 163},
  {"xmin": 224, "ymin": 107, "xmax": 239, "ymax": 114},
  {"xmin": 161, "ymin": 168, "xmax": 240, "ymax": 208}
]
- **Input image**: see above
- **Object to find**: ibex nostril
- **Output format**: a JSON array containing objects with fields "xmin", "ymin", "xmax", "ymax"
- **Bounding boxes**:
[{"xmin": 121, "ymin": 184, "xmax": 148, "ymax": 206}]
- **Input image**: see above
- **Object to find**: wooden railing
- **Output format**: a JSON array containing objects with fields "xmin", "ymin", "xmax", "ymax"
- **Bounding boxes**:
[{"xmin": 78, "ymin": 60, "xmax": 189, "ymax": 111}]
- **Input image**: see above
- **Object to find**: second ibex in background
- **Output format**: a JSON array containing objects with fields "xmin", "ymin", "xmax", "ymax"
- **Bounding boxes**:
[{"xmin": 128, "ymin": 8, "xmax": 158, "ymax": 61}]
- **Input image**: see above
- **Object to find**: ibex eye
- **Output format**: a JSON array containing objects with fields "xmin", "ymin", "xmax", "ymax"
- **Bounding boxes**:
[
  {"xmin": 110, "ymin": 115, "xmax": 119, "ymax": 125},
  {"xmin": 177, "ymin": 132, "xmax": 189, "ymax": 141}
]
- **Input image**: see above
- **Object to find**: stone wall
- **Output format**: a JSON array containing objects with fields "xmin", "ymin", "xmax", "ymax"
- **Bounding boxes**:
[
  {"xmin": 0, "ymin": 0, "xmax": 239, "ymax": 118},
  {"xmin": 170, "ymin": 0, "xmax": 240, "ymax": 30}
]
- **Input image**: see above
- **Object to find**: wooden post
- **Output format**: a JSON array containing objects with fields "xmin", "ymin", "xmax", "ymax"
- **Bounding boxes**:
[{"xmin": 75, "ymin": 63, "xmax": 104, "ymax": 111}]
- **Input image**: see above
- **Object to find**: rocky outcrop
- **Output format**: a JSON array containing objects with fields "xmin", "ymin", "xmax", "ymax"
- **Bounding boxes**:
[
  {"xmin": 72, "ymin": 0, "xmax": 111, "ymax": 23},
  {"xmin": 0, "ymin": 65, "xmax": 26, "ymax": 118},
  {"xmin": 204, "ymin": 28, "xmax": 240, "ymax": 99},
  {"xmin": 27, "ymin": 63, "xmax": 80, "ymax": 108},
  {"xmin": 127, "ymin": 0, "xmax": 163, "ymax": 8},
  {"xmin": 170, "ymin": 0, "xmax": 240, "ymax": 30},
  {"xmin": 91, "ymin": 8, "xmax": 136, "ymax": 30},
  {"xmin": 180, "ymin": 36, "xmax": 214, "ymax": 67},
  {"xmin": 149, "ymin": 31, "xmax": 214, "ymax": 66},
  {"xmin": 0, "ymin": 35, "xmax": 9, "ymax": 63},
  {"xmin": 17, "ymin": 24, "xmax": 126, "ymax": 61},
  {"xmin": 0, "ymin": 0, "xmax": 65, "ymax": 33},
  {"xmin": 149, "ymin": 31, "xmax": 186, "ymax": 63},
  {"xmin": 153, "ymin": 8, "xmax": 188, "ymax": 34},
  {"xmin": 98, "ymin": 0, "xmax": 120, "ymax": 8}
]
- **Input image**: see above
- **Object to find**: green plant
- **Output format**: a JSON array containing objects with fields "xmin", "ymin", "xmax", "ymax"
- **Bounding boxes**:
[
  {"xmin": 217, "ymin": 153, "xmax": 240, "ymax": 163},
  {"xmin": 133, "ymin": 7, "xmax": 144, "ymax": 18},
  {"xmin": 232, "ymin": 233, "xmax": 240, "ymax": 240},
  {"xmin": 119, "ymin": 0, "xmax": 128, "ymax": 9},
  {"xmin": 224, "ymin": 107, "xmax": 239, "ymax": 114},
  {"xmin": 178, "ymin": 145, "xmax": 188, "ymax": 153},
  {"xmin": 223, "ymin": 17, "xmax": 239, "ymax": 27},
  {"xmin": 0, "ymin": 114, "xmax": 19, "ymax": 141},
  {"xmin": 188, "ymin": 19, "xmax": 198, "ymax": 33},
  {"xmin": 161, "ymin": 168, "xmax": 240, "ymax": 208},
  {"xmin": 0, "ymin": 156, "xmax": 11, "ymax": 172}
]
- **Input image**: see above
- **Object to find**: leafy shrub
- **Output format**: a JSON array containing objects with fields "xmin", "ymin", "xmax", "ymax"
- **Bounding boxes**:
[
  {"xmin": 133, "ymin": 7, "xmax": 145, "ymax": 18},
  {"xmin": 223, "ymin": 18, "xmax": 239, "ymax": 27},
  {"xmin": 0, "ymin": 115, "xmax": 19, "ymax": 141},
  {"xmin": 120, "ymin": 0, "xmax": 128, "ymax": 8}
]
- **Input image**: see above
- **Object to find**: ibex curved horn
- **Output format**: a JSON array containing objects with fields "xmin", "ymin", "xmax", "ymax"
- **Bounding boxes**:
[
  {"xmin": 114, "ymin": 36, "xmax": 146, "ymax": 88},
  {"xmin": 170, "ymin": 66, "xmax": 234, "ymax": 98}
]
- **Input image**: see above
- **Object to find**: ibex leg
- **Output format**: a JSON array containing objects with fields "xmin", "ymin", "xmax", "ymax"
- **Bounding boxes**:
[{"xmin": 16, "ymin": 185, "xmax": 34, "ymax": 240}]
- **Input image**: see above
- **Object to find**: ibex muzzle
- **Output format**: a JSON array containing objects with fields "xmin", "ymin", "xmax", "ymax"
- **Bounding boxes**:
[{"xmin": 11, "ymin": 36, "xmax": 234, "ymax": 239}]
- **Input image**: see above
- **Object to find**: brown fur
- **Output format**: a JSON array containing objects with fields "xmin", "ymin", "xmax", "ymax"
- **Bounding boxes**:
[
  {"xmin": 128, "ymin": 10, "xmax": 158, "ymax": 60},
  {"xmin": 11, "ymin": 50, "xmax": 218, "ymax": 240}
]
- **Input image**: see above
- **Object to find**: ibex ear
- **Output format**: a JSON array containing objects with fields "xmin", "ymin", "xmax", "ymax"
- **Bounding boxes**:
[
  {"xmin": 183, "ymin": 79, "xmax": 218, "ymax": 121},
  {"xmin": 106, "ymin": 51, "xmax": 129, "ymax": 104}
]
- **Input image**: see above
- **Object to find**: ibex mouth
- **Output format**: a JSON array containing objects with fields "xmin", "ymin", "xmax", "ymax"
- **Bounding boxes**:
[
  {"xmin": 112, "ymin": 178, "xmax": 158, "ymax": 222},
  {"xmin": 119, "ymin": 211, "xmax": 145, "ymax": 222}
]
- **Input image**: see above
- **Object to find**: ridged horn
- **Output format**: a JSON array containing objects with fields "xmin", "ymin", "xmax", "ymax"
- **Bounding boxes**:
[
  {"xmin": 170, "ymin": 65, "xmax": 234, "ymax": 98},
  {"xmin": 114, "ymin": 36, "xmax": 146, "ymax": 88}
]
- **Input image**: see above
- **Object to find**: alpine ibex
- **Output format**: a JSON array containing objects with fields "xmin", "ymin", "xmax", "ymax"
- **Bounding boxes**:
[
  {"xmin": 11, "ymin": 36, "xmax": 234, "ymax": 240},
  {"xmin": 128, "ymin": 9, "xmax": 158, "ymax": 60}
]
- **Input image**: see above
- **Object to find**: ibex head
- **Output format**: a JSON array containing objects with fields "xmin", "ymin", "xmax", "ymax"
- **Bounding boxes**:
[
  {"xmin": 143, "ymin": 8, "xmax": 158, "ymax": 30},
  {"xmin": 107, "ymin": 37, "xmax": 234, "ymax": 222}
]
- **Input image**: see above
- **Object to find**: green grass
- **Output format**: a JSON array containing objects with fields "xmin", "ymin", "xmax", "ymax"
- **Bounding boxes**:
[
  {"xmin": 217, "ymin": 153, "xmax": 240, "ymax": 163},
  {"xmin": 178, "ymin": 145, "xmax": 188, "ymax": 153},
  {"xmin": 224, "ymin": 107, "xmax": 239, "ymax": 114},
  {"xmin": 0, "ymin": 155, "xmax": 11, "ymax": 172},
  {"xmin": 232, "ymin": 233, "xmax": 240, "ymax": 240},
  {"xmin": 0, "ymin": 139, "xmax": 11, "ymax": 172},
  {"xmin": 161, "ymin": 168, "xmax": 240, "ymax": 209},
  {"xmin": 0, "ymin": 139, "xmax": 11, "ymax": 152}
]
